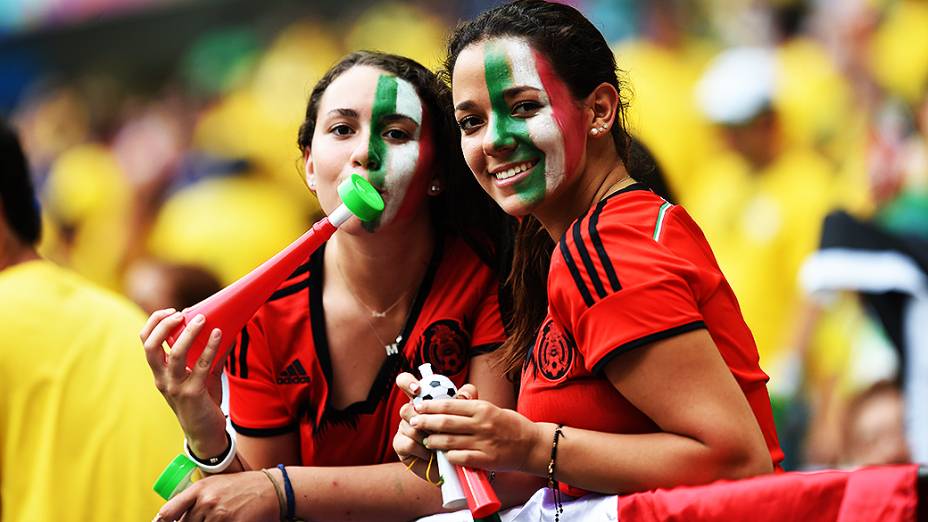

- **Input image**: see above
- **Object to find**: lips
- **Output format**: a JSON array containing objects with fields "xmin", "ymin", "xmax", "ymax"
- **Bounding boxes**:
[{"xmin": 490, "ymin": 158, "xmax": 539, "ymax": 186}]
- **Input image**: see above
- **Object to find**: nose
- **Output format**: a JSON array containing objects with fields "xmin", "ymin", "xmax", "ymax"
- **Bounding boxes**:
[
  {"xmin": 483, "ymin": 114, "xmax": 518, "ymax": 158},
  {"xmin": 349, "ymin": 135, "xmax": 381, "ymax": 172}
]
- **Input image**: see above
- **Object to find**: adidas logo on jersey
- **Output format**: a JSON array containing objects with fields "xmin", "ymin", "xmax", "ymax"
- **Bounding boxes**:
[{"xmin": 276, "ymin": 360, "xmax": 310, "ymax": 384}]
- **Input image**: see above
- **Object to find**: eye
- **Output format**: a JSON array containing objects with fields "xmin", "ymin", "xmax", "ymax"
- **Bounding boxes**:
[
  {"xmin": 512, "ymin": 100, "xmax": 542, "ymax": 117},
  {"xmin": 330, "ymin": 124, "xmax": 354, "ymax": 136},
  {"xmin": 457, "ymin": 115, "xmax": 484, "ymax": 134},
  {"xmin": 383, "ymin": 128, "xmax": 411, "ymax": 141}
]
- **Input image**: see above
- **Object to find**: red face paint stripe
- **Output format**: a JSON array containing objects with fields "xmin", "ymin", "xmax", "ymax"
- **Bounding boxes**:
[
  {"xmin": 532, "ymin": 49, "xmax": 586, "ymax": 181},
  {"xmin": 392, "ymin": 103, "xmax": 434, "ymax": 221}
]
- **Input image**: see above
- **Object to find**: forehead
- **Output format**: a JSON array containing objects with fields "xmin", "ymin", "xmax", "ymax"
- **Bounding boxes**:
[
  {"xmin": 319, "ymin": 65, "xmax": 423, "ymax": 117},
  {"xmin": 452, "ymin": 37, "xmax": 549, "ymax": 97}
]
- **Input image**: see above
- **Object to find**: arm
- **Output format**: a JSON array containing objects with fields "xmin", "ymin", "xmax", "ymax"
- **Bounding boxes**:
[
  {"xmin": 411, "ymin": 329, "xmax": 772, "ymax": 495},
  {"xmin": 468, "ymin": 352, "xmax": 516, "ymax": 409}
]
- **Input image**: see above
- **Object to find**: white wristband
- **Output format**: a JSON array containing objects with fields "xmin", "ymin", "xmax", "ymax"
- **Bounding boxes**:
[{"xmin": 184, "ymin": 423, "xmax": 237, "ymax": 473}]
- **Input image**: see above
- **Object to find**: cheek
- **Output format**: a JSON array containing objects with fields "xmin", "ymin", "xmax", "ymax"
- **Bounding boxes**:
[
  {"xmin": 391, "ymin": 126, "xmax": 434, "ymax": 220},
  {"xmin": 461, "ymin": 136, "xmax": 484, "ymax": 173}
]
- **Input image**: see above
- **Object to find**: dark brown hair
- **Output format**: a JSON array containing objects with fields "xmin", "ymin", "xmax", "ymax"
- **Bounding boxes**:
[
  {"xmin": 444, "ymin": 0, "xmax": 633, "ymax": 377},
  {"xmin": 0, "ymin": 119, "xmax": 41, "ymax": 245}
]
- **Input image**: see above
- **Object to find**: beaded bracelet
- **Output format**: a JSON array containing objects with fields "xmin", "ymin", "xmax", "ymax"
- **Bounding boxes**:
[{"xmin": 547, "ymin": 425, "xmax": 565, "ymax": 522}]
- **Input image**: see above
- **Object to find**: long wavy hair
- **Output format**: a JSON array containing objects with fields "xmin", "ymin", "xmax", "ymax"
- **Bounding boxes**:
[{"xmin": 443, "ymin": 1, "xmax": 633, "ymax": 378}]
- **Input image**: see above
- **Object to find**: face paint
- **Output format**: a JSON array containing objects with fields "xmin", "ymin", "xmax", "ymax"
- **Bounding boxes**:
[
  {"xmin": 365, "ymin": 74, "xmax": 432, "ymax": 229},
  {"xmin": 482, "ymin": 39, "xmax": 586, "ymax": 207}
]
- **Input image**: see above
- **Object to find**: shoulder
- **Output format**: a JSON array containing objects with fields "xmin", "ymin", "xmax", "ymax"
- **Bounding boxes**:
[{"xmin": 552, "ymin": 188, "xmax": 703, "ymax": 308}]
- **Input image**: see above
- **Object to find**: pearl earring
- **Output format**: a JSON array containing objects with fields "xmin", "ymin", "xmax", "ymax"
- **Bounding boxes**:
[
  {"xmin": 308, "ymin": 178, "xmax": 316, "ymax": 189},
  {"xmin": 591, "ymin": 127, "xmax": 600, "ymax": 136},
  {"xmin": 428, "ymin": 181, "xmax": 442, "ymax": 196}
]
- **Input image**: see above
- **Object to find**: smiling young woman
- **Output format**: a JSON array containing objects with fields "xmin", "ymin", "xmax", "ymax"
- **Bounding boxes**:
[
  {"xmin": 140, "ymin": 51, "xmax": 516, "ymax": 522},
  {"xmin": 394, "ymin": 0, "xmax": 783, "ymax": 505}
]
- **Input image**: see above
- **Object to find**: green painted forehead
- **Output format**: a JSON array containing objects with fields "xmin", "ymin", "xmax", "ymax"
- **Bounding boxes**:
[{"xmin": 371, "ymin": 73, "xmax": 422, "ymax": 126}]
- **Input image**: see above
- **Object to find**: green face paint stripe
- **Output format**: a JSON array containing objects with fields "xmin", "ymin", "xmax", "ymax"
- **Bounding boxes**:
[
  {"xmin": 483, "ymin": 42, "xmax": 547, "ymax": 204},
  {"xmin": 484, "ymin": 43, "xmax": 526, "ymax": 148},
  {"xmin": 368, "ymin": 74, "xmax": 398, "ymax": 190}
]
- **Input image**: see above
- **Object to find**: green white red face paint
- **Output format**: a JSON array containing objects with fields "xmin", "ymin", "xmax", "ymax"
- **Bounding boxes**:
[
  {"xmin": 365, "ymin": 74, "xmax": 433, "ymax": 230},
  {"xmin": 481, "ymin": 38, "xmax": 586, "ymax": 209}
]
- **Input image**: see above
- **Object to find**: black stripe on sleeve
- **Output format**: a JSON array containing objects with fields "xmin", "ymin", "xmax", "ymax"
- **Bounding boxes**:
[
  {"xmin": 227, "ymin": 342, "xmax": 237, "ymax": 376},
  {"xmin": 590, "ymin": 321, "xmax": 707, "ymax": 374},
  {"xmin": 589, "ymin": 202, "xmax": 622, "ymax": 292},
  {"xmin": 558, "ymin": 233, "xmax": 594, "ymax": 307},
  {"xmin": 268, "ymin": 278, "xmax": 310, "ymax": 302},
  {"xmin": 572, "ymin": 217, "xmax": 607, "ymax": 299},
  {"xmin": 471, "ymin": 343, "xmax": 502, "ymax": 356},
  {"xmin": 231, "ymin": 421, "xmax": 299, "ymax": 438},
  {"xmin": 238, "ymin": 327, "xmax": 249, "ymax": 380}
]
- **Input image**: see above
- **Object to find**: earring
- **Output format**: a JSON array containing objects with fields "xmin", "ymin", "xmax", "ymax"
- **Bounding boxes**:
[
  {"xmin": 427, "ymin": 180, "xmax": 442, "ymax": 196},
  {"xmin": 308, "ymin": 177, "xmax": 316, "ymax": 189},
  {"xmin": 590, "ymin": 127, "xmax": 600, "ymax": 136}
]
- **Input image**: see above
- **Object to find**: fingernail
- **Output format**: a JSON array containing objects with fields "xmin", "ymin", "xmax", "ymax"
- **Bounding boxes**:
[
  {"xmin": 193, "ymin": 314, "xmax": 205, "ymax": 324},
  {"xmin": 165, "ymin": 308, "xmax": 176, "ymax": 314},
  {"xmin": 152, "ymin": 515, "xmax": 162, "ymax": 522},
  {"xmin": 422, "ymin": 437, "xmax": 430, "ymax": 448},
  {"xmin": 410, "ymin": 383, "xmax": 420, "ymax": 394},
  {"xmin": 211, "ymin": 328, "xmax": 221, "ymax": 339}
]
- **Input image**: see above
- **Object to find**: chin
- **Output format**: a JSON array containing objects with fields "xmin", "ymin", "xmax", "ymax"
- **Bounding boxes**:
[{"xmin": 496, "ymin": 194, "xmax": 539, "ymax": 218}]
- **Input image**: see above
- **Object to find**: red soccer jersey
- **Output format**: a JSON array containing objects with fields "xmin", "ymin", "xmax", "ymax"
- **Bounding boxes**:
[
  {"xmin": 518, "ymin": 184, "xmax": 784, "ymax": 493},
  {"xmin": 226, "ymin": 234, "xmax": 506, "ymax": 466}
]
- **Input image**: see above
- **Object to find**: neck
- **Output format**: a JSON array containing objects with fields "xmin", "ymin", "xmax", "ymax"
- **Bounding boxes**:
[
  {"xmin": 0, "ymin": 234, "xmax": 39, "ymax": 273},
  {"xmin": 327, "ymin": 211, "xmax": 435, "ymax": 310},
  {"xmin": 533, "ymin": 143, "xmax": 631, "ymax": 241}
]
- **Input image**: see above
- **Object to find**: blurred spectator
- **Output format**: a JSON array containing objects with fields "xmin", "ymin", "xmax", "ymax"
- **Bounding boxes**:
[
  {"xmin": 842, "ymin": 380, "xmax": 911, "ymax": 467},
  {"xmin": 613, "ymin": 0, "xmax": 719, "ymax": 198},
  {"xmin": 0, "ymin": 119, "xmax": 181, "ymax": 521},
  {"xmin": 145, "ymin": 163, "xmax": 311, "ymax": 285},
  {"xmin": 687, "ymin": 46, "xmax": 833, "ymax": 377},
  {"xmin": 124, "ymin": 257, "xmax": 222, "ymax": 314}
]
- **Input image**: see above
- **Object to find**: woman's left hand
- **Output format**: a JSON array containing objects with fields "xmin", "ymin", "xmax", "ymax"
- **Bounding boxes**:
[
  {"xmin": 154, "ymin": 470, "xmax": 279, "ymax": 522},
  {"xmin": 410, "ymin": 399, "xmax": 547, "ymax": 474}
]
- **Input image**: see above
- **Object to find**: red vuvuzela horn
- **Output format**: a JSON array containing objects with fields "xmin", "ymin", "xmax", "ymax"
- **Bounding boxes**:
[
  {"xmin": 455, "ymin": 465, "xmax": 501, "ymax": 519},
  {"xmin": 165, "ymin": 174, "xmax": 384, "ymax": 370}
]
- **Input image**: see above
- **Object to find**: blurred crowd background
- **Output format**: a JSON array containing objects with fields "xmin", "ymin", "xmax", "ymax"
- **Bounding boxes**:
[{"xmin": 1, "ymin": 0, "xmax": 926, "ymax": 472}]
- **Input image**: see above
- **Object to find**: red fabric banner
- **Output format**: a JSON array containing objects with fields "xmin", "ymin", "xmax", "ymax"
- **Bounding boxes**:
[{"xmin": 618, "ymin": 465, "xmax": 918, "ymax": 521}]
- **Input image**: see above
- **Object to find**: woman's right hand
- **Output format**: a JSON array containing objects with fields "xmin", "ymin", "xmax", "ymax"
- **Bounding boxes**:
[
  {"xmin": 392, "ymin": 371, "xmax": 478, "ymax": 482},
  {"xmin": 140, "ymin": 308, "xmax": 229, "ymax": 458}
]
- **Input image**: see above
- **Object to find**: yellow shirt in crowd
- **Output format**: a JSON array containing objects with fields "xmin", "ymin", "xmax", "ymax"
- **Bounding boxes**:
[
  {"xmin": 0, "ymin": 260, "xmax": 181, "ymax": 521},
  {"xmin": 684, "ymin": 147, "xmax": 834, "ymax": 368}
]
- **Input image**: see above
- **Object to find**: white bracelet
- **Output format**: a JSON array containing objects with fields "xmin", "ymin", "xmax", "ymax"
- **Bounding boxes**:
[{"xmin": 184, "ymin": 423, "xmax": 237, "ymax": 473}]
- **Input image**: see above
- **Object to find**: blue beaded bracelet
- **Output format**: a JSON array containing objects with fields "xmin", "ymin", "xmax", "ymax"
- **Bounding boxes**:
[{"xmin": 277, "ymin": 464, "xmax": 296, "ymax": 521}]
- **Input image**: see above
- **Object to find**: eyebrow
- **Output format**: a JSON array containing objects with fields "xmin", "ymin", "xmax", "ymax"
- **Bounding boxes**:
[
  {"xmin": 454, "ymin": 86, "xmax": 542, "ymax": 112},
  {"xmin": 502, "ymin": 86, "xmax": 541, "ymax": 98},
  {"xmin": 326, "ymin": 108, "xmax": 359, "ymax": 118},
  {"xmin": 455, "ymin": 100, "xmax": 478, "ymax": 112},
  {"xmin": 379, "ymin": 113, "xmax": 419, "ymax": 126}
]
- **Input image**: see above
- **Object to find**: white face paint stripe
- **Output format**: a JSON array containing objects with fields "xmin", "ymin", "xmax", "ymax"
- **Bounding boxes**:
[
  {"xmin": 381, "ymin": 140, "xmax": 420, "ymax": 225},
  {"xmin": 372, "ymin": 75, "xmax": 425, "ymax": 227},
  {"xmin": 395, "ymin": 77, "xmax": 422, "ymax": 137},
  {"xmin": 500, "ymin": 39, "xmax": 566, "ymax": 194}
]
